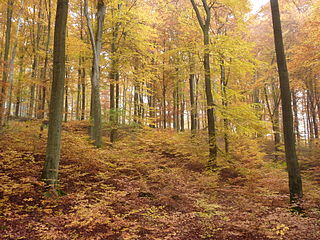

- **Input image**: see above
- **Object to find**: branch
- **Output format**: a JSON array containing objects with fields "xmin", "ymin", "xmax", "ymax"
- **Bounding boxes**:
[
  {"xmin": 84, "ymin": 0, "xmax": 96, "ymax": 55},
  {"xmin": 201, "ymin": 0, "xmax": 211, "ymax": 27},
  {"xmin": 190, "ymin": 0, "xmax": 204, "ymax": 30}
]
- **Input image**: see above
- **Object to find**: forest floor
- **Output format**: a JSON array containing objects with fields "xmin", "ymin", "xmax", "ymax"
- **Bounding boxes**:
[{"xmin": 0, "ymin": 121, "xmax": 320, "ymax": 240}]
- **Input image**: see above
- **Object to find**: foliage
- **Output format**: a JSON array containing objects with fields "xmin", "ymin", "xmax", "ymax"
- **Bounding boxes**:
[{"xmin": 1, "ymin": 121, "xmax": 320, "ymax": 239}]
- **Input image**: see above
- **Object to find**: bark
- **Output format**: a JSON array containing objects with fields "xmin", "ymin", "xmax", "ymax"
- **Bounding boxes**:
[
  {"xmin": 76, "ymin": 58, "xmax": 81, "ymax": 120},
  {"xmin": 270, "ymin": 0, "xmax": 303, "ymax": 203},
  {"xmin": 292, "ymin": 90, "xmax": 300, "ymax": 141},
  {"xmin": 220, "ymin": 58, "xmax": 229, "ymax": 153},
  {"xmin": 6, "ymin": 8, "xmax": 23, "ymax": 122},
  {"xmin": 308, "ymin": 91, "xmax": 318, "ymax": 139},
  {"xmin": 122, "ymin": 80, "xmax": 127, "ymax": 125},
  {"xmin": 190, "ymin": 0, "xmax": 217, "ymax": 167},
  {"xmin": 84, "ymin": 0, "xmax": 105, "ymax": 148},
  {"xmin": 189, "ymin": 53, "xmax": 197, "ymax": 135},
  {"xmin": 80, "ymin": 1, "xmax": 86, "ymax": 120},
  {"xmin": 0, "ymin": 0, "xmax": 14, "ymax": 126},
  {"xmin": 29, "ymin": 1, "xmax": 43, "ymax": 118},
  {"xmin": 64, "ymin": 79, "xmax": 68, "ymax": 122},
  {"xmin": 110, "ymin": 3, "xmax": 122, "ymax": 142},
  {"xmin": 306, "ymin": 92, "xmax": 313, "ymax": 140},
  {"xmin": 148, "ymin": 72, "xmax": 156, "ymax": 128},
  {"xmin": 134, "ymin": 81, "xmax": 138, "ymax": 123},
  {"xmin": 180, "ymin": 94, "xmax": 185, "ymax": 131},
  {"xmin": 15, "ymin": 55, "xmax": 24, "ymax": 117},
  {"xmin": 38, "ymin": 0, "xmax": 51, "ymax": 119},
  {"xmin": 42, "ymin": 0, "xmax": 69, "ymax": 188},
  {"xmin": 81, "ymin": 67, "xmax": 86, "ymax": 120}
]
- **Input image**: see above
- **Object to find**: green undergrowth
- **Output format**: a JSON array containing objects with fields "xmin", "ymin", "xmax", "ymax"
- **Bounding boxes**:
[{"xmin": 0, "ymin": 121, "xmax": 319, "ymax": 240}]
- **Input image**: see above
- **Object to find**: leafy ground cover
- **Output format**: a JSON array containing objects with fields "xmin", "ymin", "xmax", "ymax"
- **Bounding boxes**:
[{"xmin": 0, "ymin": 121, "xmax": 319, "ymax": 240}]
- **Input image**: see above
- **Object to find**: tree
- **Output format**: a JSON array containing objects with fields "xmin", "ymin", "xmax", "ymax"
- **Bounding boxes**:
[
  {"xmin": 0, "ymin": 0, "xmax": 14, "ymax": 127},
  {"xmin": 270, "ymin": 0, "xmax": 303, "ymax": 203},
  {"xmin": 190, "ymin": 0, "xmax": 217, "ymax": 167},
  {"xmin": 42, "ymin": 0, "xmax": 69, "ymax": 190},
  {"xmin": 84, "ymin": 0, "xmax": 105, "ymax": 148}
]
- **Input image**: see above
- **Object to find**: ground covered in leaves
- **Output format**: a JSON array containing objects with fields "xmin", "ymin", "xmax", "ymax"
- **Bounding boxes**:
[{"xmin": 0, "ymin": 121, "xmax": 319, "ymax": 240}]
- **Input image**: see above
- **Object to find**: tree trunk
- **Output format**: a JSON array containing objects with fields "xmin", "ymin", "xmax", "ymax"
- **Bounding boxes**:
[
  {"xmin": 180, "ymin": 94, "xmax": 185, "ymax": 131},
  {"xmin": 42, "ymin": 0, "xmax": 69, "ymax": 189},
  {"xmin": 292, "ymin": 90, "xmax": 300, "ymax": 141},
  {"xmin": 270, "ymin": 0, "xmax": 303, "ymax": 203},
  {"xmin": 76, "ymin": 58, "xmax": 81, "ymax": 120},
  {"xmin": 64, "ymin": 79, "xmax": 68, "ymax": 122},
  {"xmin": 0, "ymin": 0, "xmax": 13, "ymax": 126},
  {"xmin": 6, "ymin": 7, "xmax": 23, "ymax": 122},
  {"xmin": 189, "ymin": 53, "xmax": 197, "ymax": 135},
  {"xmin": 220, "ymin": 58, "xmax": 229, "ymax": 153},
  {"xmin": 38, "ymin": 0, "xmax": 51, "ymax": 119},
  {"xmin": 84, "ymin": 0, "xmax": 105, "ymax": 148},
  {"xmin": 80, "ymin": 1, "xmax": 86, "ymax": 121},
  {"xmin": 15, "ymin": 54, "xmax": 25, "ymax": 117},
  {"xmin": 190, "ymin": 0, "xmax": 217, "ymax": 167}
]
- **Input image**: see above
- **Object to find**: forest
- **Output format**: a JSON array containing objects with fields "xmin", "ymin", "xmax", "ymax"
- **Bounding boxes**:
[{"xmin": 0, "ymin": 0, "xmax": 319, "ymax": 239}]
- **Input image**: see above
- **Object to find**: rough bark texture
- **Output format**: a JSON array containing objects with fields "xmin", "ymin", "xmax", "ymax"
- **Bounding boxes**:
[
  {"xmin": 42, "ymin": 0, "xmax": 69, "ymax": 188},
  {"xmin": 270, "ymin": 0, "xmax": 303, "ymax": 203}
]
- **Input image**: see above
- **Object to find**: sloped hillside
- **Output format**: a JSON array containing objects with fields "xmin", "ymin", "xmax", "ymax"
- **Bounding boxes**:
[{"xmin": 0, "ymin": 121, "xmax": 319, "ymax": 240}]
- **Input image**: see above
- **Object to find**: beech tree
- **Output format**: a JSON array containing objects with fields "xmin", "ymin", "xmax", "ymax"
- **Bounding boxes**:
[
  {"xmin": 190, "ymin": 0, "xmax": 217, "ymax": 167},
  {"xmin": 270, "ymin": 0, "xmax": 303, "ymax": 203},
  {"xmin": 84, "ymin": 0, "xmax": 105, "ymax": 148},
  {"xmin": 0, "ymin": 0, "xmax": 13, "ymax": 127},
  {"xmin": 42, "ymin": 0, "xmax": 69, "ymax": 189}
]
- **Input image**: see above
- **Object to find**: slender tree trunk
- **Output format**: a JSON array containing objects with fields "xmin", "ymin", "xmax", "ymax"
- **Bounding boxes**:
[
  {"xmin": 42, "ymin": 0, "xmax": 69, "ymax": 189},
  {"xmin": 180, "ymin": 94, "xmax": 185, "ymax": 131},
  {"xmin": 0, "ymin": 0, "xmax": 14, "ymax": 126},
  {"xmin": 273, "ymin": 104, "xmax": 281, "ymax": 159},
  {"xmin": 6, "ymin": 9, "xmax": 23, "ymax": 122},
  {"xmin": 306, "ymin": 92, "xmax": 313, "ymax": 140},
  {"xmin": 64, "ymin": 80, "xmax": 68, "ymax": 122},
  {"xmin": 162, "ymin": 74, "xmax": 167, "ymax": 128},
  {"xmin": 76, "ymin": 58, "xmax": 81, "ymax": 120},
  {"xmin": 80, "ymin": 1, "xmax": 86, "ymax": 121},
  {"xmin": 190, "ymin": 0, "xmax": 217, "ymax": 167},
  {"xmin": 84, "ymin": 0, "xmax": 105, "ymax": 148},
  {"xmin": 29, "ymin": 1, "xmax": 43, "ymax": 118},
  {"xmin": 134, "ymin": 81, "xmax": 138, "ymax": 123},
  {"xmin": 173, "ymin": 85, "xmax": 177, "ymax": 129},
  {"xmin": 220, "ymin": 58, "xmax": 229, "ymax": 153},
  {"xmin": 38, "ymin": 0, "xmax": 51, "ymax": 119},
  {"xmin": 81, "ymin": 67, "xmax": 86, "ymax": 120},
  {"xmin": 189, "ymin": 53, "xmax": 197, "ymax": 135},
  {"xmin": 122, "ymin": 81, "xmax": 127, "ymax": 125},
  {"xmin": 270, "ymin": 0, "xmax": 303, "ymax": 203},
  {"xmin": 292, "ymin": 90, "xmax": 300, "ymax": 141},
  {"xmin": 308, "ymin": 88, "xmax": 319, "ymax": 139},
  {"xmin": 15, "ymin": 55, "xmax": 24, "ymax": 117}
]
